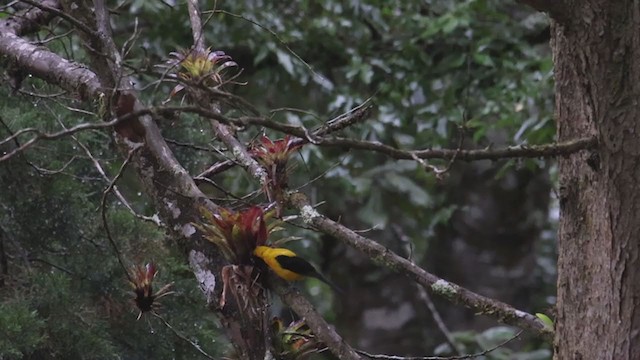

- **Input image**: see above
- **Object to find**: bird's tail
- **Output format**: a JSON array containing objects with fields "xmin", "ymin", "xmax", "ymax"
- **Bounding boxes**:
[{"xmin": 314, "ymin": 273, "xmax": 344, "ymax": 294}]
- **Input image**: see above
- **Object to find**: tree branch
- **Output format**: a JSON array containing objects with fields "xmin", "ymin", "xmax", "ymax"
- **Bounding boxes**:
[
  {"xmin": 6, "ymin": 0, "xmax": 59, "ymax": 35},
  {"xmin": 18, "ymin": 0, "xmax": 97, "ymax": 37},
  {"xmin": 0, "ymin": 116, "xmax": 126, "ymax": 162},
  {"xmin": 239, "ymin": 111, "xmax": 595, "ymax": 161},
  {"xmin": 0, "ymin": 32, "xmax": 101, "ymax": 100},
  {"xmin": 3, "ymin": 102, "xmax": 593, "ymax": 164},
  {"xmin": 273, "ymin": 280, "xmax": 362, "ymax": 360},
  {"xmin": 196, "ymin": 102, "xmax": 372, "ymax": 178},
  {"xmin": 288, "ymin": 192, "xmax": 554, "ymax": 342},
  {"xmin": 210, "ymin": 117, "xmax": 269, "ymax": 184},
  {"xmin": 314, "ymin": 136, "xmax": 597, "ymax": 161},
  {"xmin": 83, "ymin": 0, "xmax": 123, "ymax": 89},
  {"xmin": 198, "ymin": 108, "xmax": 593, "ymax": 179},
  {"xmin": 197, "ymin": 135, "xmax": 596, "ymax": 179},
  {"xmin": 185, "ymin": 0, "xmax": 205, "ymax": 51}
]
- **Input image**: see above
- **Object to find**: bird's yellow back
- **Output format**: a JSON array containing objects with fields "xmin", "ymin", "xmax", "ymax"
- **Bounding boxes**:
[{"xmin": 253, "ymin": 246, "xmax": 305, "ymax": 281}]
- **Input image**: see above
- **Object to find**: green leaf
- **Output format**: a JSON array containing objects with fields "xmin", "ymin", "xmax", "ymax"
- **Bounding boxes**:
[
  {"xmin": 473, "ymin": 52, "xmax": 495, "ymax": 67},
  {"xmin": 384, "ymin": 172, "xmax": 430, "ymax": 206},
  {"xmin": 442, "ymin": 16, "xmax": 460, "ymax": 34},
  {"xmin": 536, "ymin": 313, "xmax": 555, "ymax": 330}
]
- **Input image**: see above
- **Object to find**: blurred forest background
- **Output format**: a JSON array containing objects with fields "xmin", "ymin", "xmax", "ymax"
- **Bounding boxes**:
[{"xmin": 0, "ymin": 0, "xmax": 555, "ymax": 359}]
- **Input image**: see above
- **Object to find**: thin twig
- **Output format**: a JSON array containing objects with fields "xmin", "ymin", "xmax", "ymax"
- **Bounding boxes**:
[
  {"xmin": 28, "ymin": 257, "xmax": 76, "ymax": 276},
  {"xmin": 0, "ymin": 114, "xmax": 135, "ymax": 162},
  {"xmin": 357, "ymin": 330, "xmax": 523, "ymax": 360},
  {"xmin": 153, "ymin": 313, "xmax": 216, "ymax": 360},
  {"xmin": 72, "ymin": 134, "xmax": 162, "ymax": 226},
  {"xmin": 392, "ymin": 225, "xmax": 462, "ymax": 355},
  {"xmin": 210, "ymin": 9, "xmax": 329, "ymax": 85},
  {"xmin": 163, "ymin": 103, "xmax": 595, "ymax": 163},
  {"xmin": 17, "ymin": 89, "xmax": 68, "ymax": 98},
  {"xmin": 165, "ymin": 138, "xmax": 217, "ymax": 153},
  {"xmin": 34, "ymin": 29, "xmax": 74, "ymax": 45},
  {"xmin": 29, "ymin": 155, "xmax": 77, "ymax": 175},
  {"xmin": 36, "ymin": 106, "xmax": 160, "ymax": 225},
  {"xmin": 192, "ymin": 176, "xmax": 247, "ymax": 202},
  {"xmin": 196, "ymin": 159, "xmax": 235, "ymax": 179},
  {"xmin": 100, "ymin": 146, "xmax": 142, "ymax": 283},
  {"xmin": 0, "ymin": 115, "xmax": 77, "ymax": 174},
  {"xmin": 417, "ymin": 286, "xmax": 461, "ymax": 353},
  {"xmin": 121, "ymin": 17, "xmax": 140, "ymax": 59}
]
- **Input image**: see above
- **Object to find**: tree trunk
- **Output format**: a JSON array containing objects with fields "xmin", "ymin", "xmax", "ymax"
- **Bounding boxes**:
[{"xmin": 553, "ymin": 2, "xmax": 640, "ymax": 358}]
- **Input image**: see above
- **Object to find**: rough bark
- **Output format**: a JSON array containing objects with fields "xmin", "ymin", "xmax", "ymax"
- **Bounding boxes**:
[{"xmin": 553, "ymin": 1, "xmax": 640, "ymax": 358}]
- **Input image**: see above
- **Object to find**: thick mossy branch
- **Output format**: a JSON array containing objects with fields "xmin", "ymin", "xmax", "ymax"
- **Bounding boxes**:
[{"xmin": 288, "ymin": 192, "xmax": 554, "ymax": 342}]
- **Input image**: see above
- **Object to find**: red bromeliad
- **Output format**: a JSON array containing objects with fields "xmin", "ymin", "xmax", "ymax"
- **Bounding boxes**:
[
  {"xmin": 194, "ymin": 206, "xmax": 269, "ymax": 264},
  {"xmin": 193, "ymin": 206, "xmax": 273, "ymax": 309},
  {"xmin": 129, "ymin": 263, "xmax": 174, "ymax": 320},
  {"xmin": 252, "ymin": 135, "xmax": 303, "ymax": 168},
  {"xmin": 252, "ymin": 136, "xmax": 303, "ymax": 213}
]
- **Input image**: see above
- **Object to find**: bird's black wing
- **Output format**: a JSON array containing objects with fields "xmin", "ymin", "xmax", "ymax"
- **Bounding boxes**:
[
  {"xmin": 275, "ymin": 255, "xmax": 317, "ymax": 277},
  {"xmin": 276, "ymin": 255, "xmax": 343, "ymax": 293}
]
